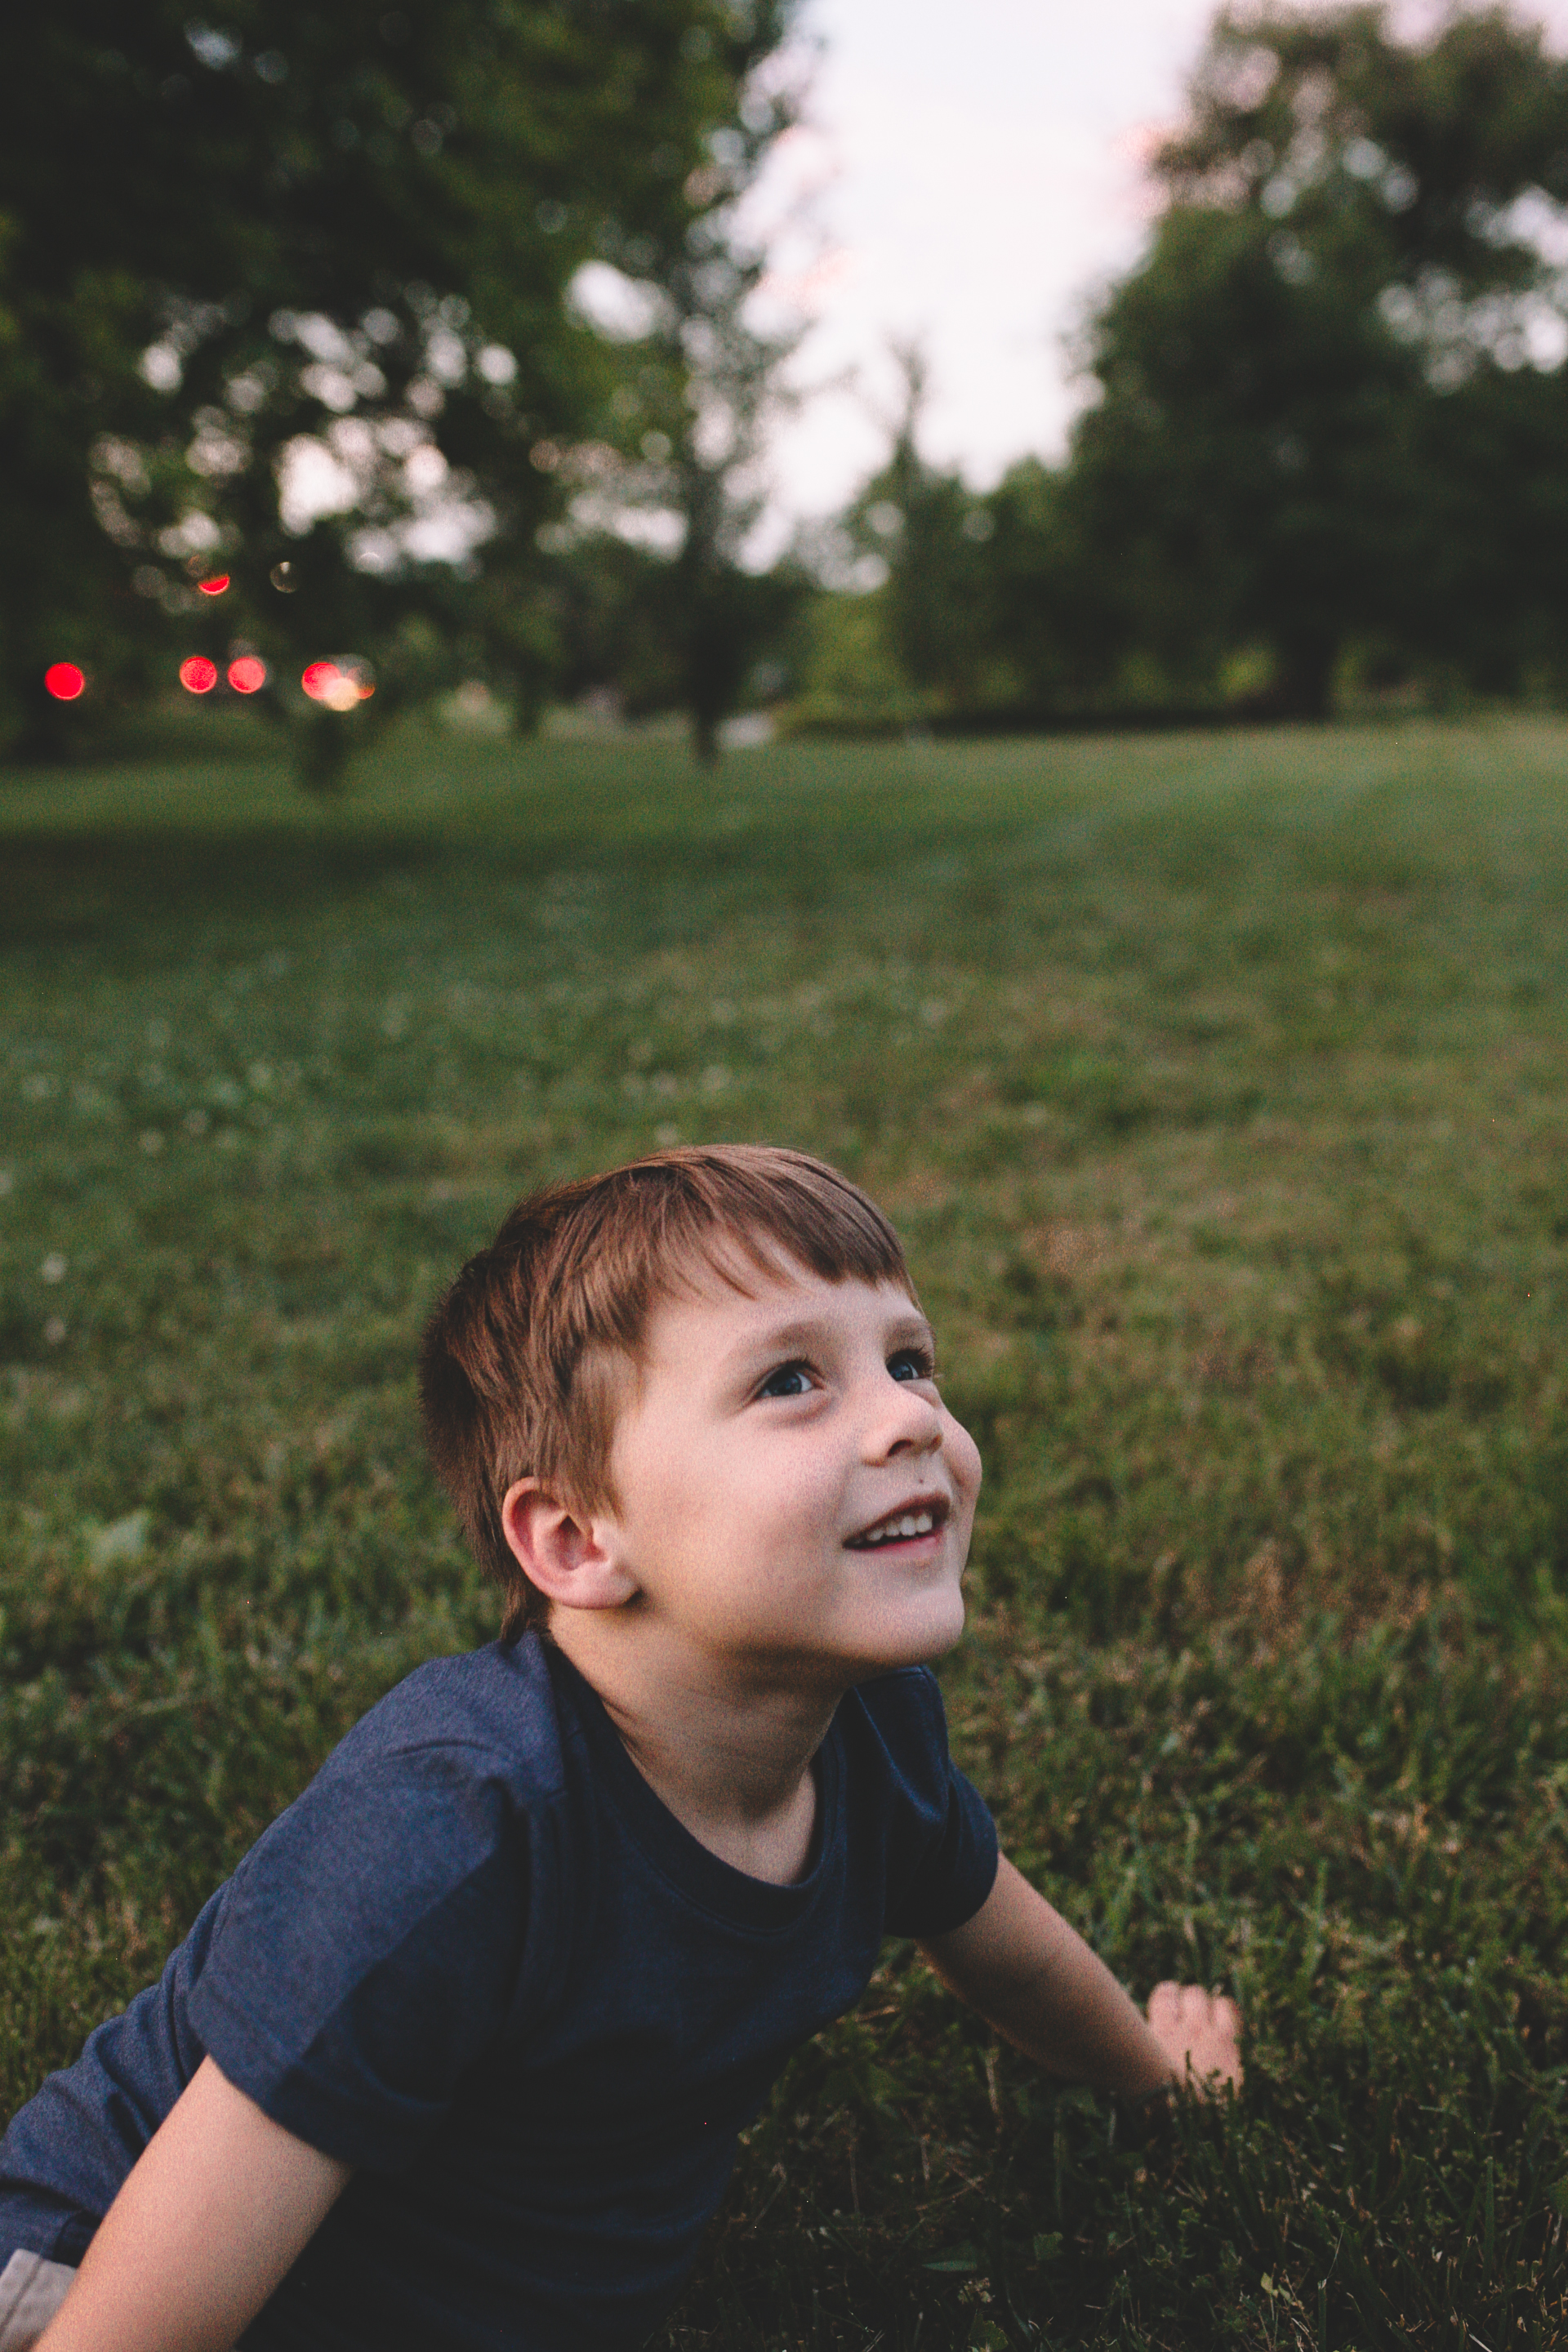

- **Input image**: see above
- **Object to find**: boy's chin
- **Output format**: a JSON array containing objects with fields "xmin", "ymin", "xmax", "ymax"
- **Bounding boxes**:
[{"xmin": 855, "ymin": 1590, "xmax": 967, "ymax": 1672}]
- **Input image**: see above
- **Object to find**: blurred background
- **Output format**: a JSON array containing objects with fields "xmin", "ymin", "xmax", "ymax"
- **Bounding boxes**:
[{"xmin": 16, "ymin": 0, "xmax": 1568, "ymax": 777}]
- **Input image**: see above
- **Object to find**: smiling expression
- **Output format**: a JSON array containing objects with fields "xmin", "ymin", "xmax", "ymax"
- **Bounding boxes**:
[{"xmin": 592, "ymin": 1253, "xmax": 983, "ymax": 1688}]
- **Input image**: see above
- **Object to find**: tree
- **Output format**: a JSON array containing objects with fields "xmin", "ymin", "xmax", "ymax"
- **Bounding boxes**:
[
  {"xmin": 960, "ymin": 455, "xmax": 1160, "ymax": 719},
  {"xmin": 0, "ymin": 0, "xmax": 797, "ymax": 777},
  {"xmin": 1067, "ymin": 3, "xmax": 1568, "ymax": 715},
  {"xmin": 834, "ymin": 347, "xmax": 1005, "ymax": 721},
  {"xmin": 550, "ymin": 29, "xmax": 808, "ymax": 764},
  {"xmin": 660, "ymin": 207, "xmax": 807, "ymax": 764}
]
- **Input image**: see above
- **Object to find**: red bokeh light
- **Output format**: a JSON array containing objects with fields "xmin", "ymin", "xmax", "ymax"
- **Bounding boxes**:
[
  {"xmin": 197, "ymin": 574, "xmax": 231, "ymax": 596},
  {"xmin": 228, "ymin": 656, "xmax": 268, "ymax": 693},
  {"xmin": 44, "ymin": 663, "xmax": 86, "ymax": 701},
  {"xmin": 302, "ymin": 657, "xmax": 374, "ymax": 710},
  {"xmin": 179, "ymin": 656, "xmax": 219, "ymax": 694}
]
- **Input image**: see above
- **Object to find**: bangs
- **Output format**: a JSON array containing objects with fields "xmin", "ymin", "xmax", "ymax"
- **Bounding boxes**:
[{"xmin": 623, "ymin": 1149, "xmax": 917, "ymax": 1308}]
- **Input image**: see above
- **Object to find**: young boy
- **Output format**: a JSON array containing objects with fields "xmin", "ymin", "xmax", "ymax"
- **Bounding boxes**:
[{"xmin": 0, "ymin": 1145, "xmax": 1239, "ymax": 2352}]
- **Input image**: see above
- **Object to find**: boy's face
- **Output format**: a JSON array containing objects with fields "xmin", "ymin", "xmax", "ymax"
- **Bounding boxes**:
[{"xmin": 595, "ymin": 1252, "xmax": 982, "ymax": 1686}]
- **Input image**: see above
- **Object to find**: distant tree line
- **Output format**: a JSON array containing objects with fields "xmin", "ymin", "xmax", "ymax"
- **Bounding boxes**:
[
  {"xmin": 11, "ymin": 2, "xmax": 1568, "ymax": 777},
  {"xmin": 786, "ymin": 2, "xmax": 1568, "ymax": 732}
]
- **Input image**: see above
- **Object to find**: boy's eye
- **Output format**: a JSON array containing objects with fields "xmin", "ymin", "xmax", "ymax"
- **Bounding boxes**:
[
  {"xmin": 889, "ymin": 1348, "xmax": 940, "ymax": 1384},
  {"xmin": 757, "ymin": 1360, "xmax": 815, "ymax": 1400}
]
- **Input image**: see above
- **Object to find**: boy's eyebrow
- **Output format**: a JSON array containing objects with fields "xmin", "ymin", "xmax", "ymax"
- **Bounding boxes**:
[{"xmin": 724, "ymin": 1309, "xmax": 938, "ymax": 1365}]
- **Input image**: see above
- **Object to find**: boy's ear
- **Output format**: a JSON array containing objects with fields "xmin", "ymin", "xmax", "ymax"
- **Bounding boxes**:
[{"xmin": 500, "ymin": 1478, "xmax": 639, "ymax": 1612}]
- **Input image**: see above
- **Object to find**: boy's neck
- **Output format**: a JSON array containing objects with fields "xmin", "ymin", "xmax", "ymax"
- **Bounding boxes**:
[{"xmin": 546, "ymin": 1615, "xmax": 846, "ymax": 1886}]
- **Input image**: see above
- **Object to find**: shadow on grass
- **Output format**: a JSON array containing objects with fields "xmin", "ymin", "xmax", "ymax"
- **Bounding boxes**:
[{"xmin": 0, "ymin": 831, "xmax": 477, "ymax": 945}]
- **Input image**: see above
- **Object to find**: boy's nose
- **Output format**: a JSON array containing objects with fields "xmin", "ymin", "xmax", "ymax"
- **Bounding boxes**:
[{"xmin": 863, "ymin": 1383, "xmax": 943, "ymax": 1457}]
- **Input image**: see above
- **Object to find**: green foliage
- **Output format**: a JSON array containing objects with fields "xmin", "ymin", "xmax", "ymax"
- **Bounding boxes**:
[
  {"xmin": 550, "ymin": 534, "xmax": 693, "ymax": 718},
  {"xmin": 0, "ymin": 0, "xmax": 795, "ymax": 774},
  {"xmin": 548, "ymin": 33, "xmax": 809, "ymax": 763},
  {"xmin": 780, "ymin": 588, "xmax": 922, "ymax": 737},
  {"xmin": 1065, "ymin": 2, "xmax": 1568, "ymax": 718},
  {"xmin": 811, "ymin": 7, "xmax": 1568, "ymax": 739},
  {"xmin": 3, "ymin": 716, "xmax": 1568, "ymax": 2341},
  {"xmin": 836, "ymin": 349, "xmax": 1006, "ymax": 721},
  {"xmin": 551, "ymin": 533, "xmax": 807, "ymax": 745}
]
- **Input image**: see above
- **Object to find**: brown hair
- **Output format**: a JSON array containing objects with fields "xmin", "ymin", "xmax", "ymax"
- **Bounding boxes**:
[{"xmin": 417, "ymin": 1143, "xmax": 918, "ymax": 1637}]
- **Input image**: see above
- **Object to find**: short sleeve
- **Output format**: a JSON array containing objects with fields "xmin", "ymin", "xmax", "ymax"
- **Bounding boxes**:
[
  {"xmin": 186, "ymin": 1744, "xmax": 536, "ymax": 2170},
  {"xmin": 853, "ymin": 1670, "xmax": 1000, "ymax": 1940}
]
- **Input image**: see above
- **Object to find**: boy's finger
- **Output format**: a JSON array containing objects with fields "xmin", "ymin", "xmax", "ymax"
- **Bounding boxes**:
[
  {"xmin": 1146, "ymin": 1980, "xmax": 1184, "ymax": 2031},
  {"xmin": 1148, "ymin": 1981, "xmax": 1214, "ymax": 2035},
  {"xmin": 1150, "ymin": 1983, "xmax": 1237, "ymax": 2020}
]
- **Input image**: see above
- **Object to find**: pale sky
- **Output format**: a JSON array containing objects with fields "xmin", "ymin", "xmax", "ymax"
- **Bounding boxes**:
[
  {"xmin": 752, "ymin": 0, "xmax": 1568, "ymax": 529},
  {"xmin": 277, "ymin": 0, "xmax": 1568, "ymax": 559}
]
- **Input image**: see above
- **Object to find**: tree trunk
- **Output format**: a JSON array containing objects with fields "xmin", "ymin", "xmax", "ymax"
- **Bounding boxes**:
[
  {"xmin": 295, "ymin": 710, "xmax": 355, "ymax": 795},
  {"xmin": 10, "ymin": 673, "xmax": 84, "ymax": 765},
  {"xmin": 1267, "ymin": 637, "xmax": 1338, "ymax": 720},
  {"xmin": 689, "ymin": 706, "xmax": 721, "ymax": 768}
]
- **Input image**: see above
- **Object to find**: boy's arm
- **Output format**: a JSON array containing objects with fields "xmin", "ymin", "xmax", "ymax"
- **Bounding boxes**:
[
  {"xmin": 919, "ymin": 1855, "xmax": 1241, "ymax": 2101},
  {"xmin": 37, "ymin": 2056, "xmax": 351, "ymax": 2352}
]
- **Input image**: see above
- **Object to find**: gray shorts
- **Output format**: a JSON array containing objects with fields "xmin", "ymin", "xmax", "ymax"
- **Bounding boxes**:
[{"xmin": 0, "ymin": 2252, "xmax": 75, "ymax": 2350}]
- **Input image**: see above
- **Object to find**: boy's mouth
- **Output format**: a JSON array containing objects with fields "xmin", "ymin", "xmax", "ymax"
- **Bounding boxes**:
[{"xmin": 845, "ymin": 1495, "xmax": 951, "ymax": 1549}]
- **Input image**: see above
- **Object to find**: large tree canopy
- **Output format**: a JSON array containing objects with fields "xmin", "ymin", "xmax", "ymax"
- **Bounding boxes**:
[
  {"xmin": 1065, "ymin": 2, "xmax": 1568, "ymax": 715},
  {"xmin": 0, "ymin": 0, "xmax": 794, "ymax": 768}
]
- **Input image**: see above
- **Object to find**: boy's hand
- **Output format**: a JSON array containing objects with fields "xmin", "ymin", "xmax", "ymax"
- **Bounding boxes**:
[
  {"xmin": 1144, "ymin": 1981, "xmax": 1242, "ymax": 2097},
  {"xmin": 921, "ymin": 1858, "xmax": 1242, "ymax": 2105}
]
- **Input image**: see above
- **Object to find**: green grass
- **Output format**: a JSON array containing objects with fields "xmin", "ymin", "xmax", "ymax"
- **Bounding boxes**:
[{"xmin": 2, "ymin": 715, "xmax": 1567, "ymax": 2347}]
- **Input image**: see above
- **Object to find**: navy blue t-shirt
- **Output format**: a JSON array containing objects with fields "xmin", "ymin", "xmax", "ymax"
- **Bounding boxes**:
[{"xmin": 0, "ymin": 1636, "xmax": 997, "ymax": 2351}]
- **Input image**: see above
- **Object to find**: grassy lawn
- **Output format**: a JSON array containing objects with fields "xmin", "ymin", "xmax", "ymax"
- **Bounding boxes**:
[{"xmin": 2, "ymin": 715, "xmax": 1566, "ymax": 2347}]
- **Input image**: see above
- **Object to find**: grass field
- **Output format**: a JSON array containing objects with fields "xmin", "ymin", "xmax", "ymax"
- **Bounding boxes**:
[{"xmin": 2, "ymin": 715, "xmax": 1566, "ymax": 2348}]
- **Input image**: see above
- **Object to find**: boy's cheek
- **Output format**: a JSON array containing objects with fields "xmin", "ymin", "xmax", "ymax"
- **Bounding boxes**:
[{"xmin": 946, "ymin": 1414, "xmax": 984, "ymax": 1499}]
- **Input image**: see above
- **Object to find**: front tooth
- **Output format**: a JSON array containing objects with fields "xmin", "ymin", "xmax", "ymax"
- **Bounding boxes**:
[{"xmin": 860, "ymin": 1511, "xmax": 937, "ymax": 1544}]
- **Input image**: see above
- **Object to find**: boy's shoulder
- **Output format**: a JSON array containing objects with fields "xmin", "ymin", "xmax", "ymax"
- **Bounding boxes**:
[{"xmin": 318, "ymin": 1632, "xmax": 573, "ymax": 1802}]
